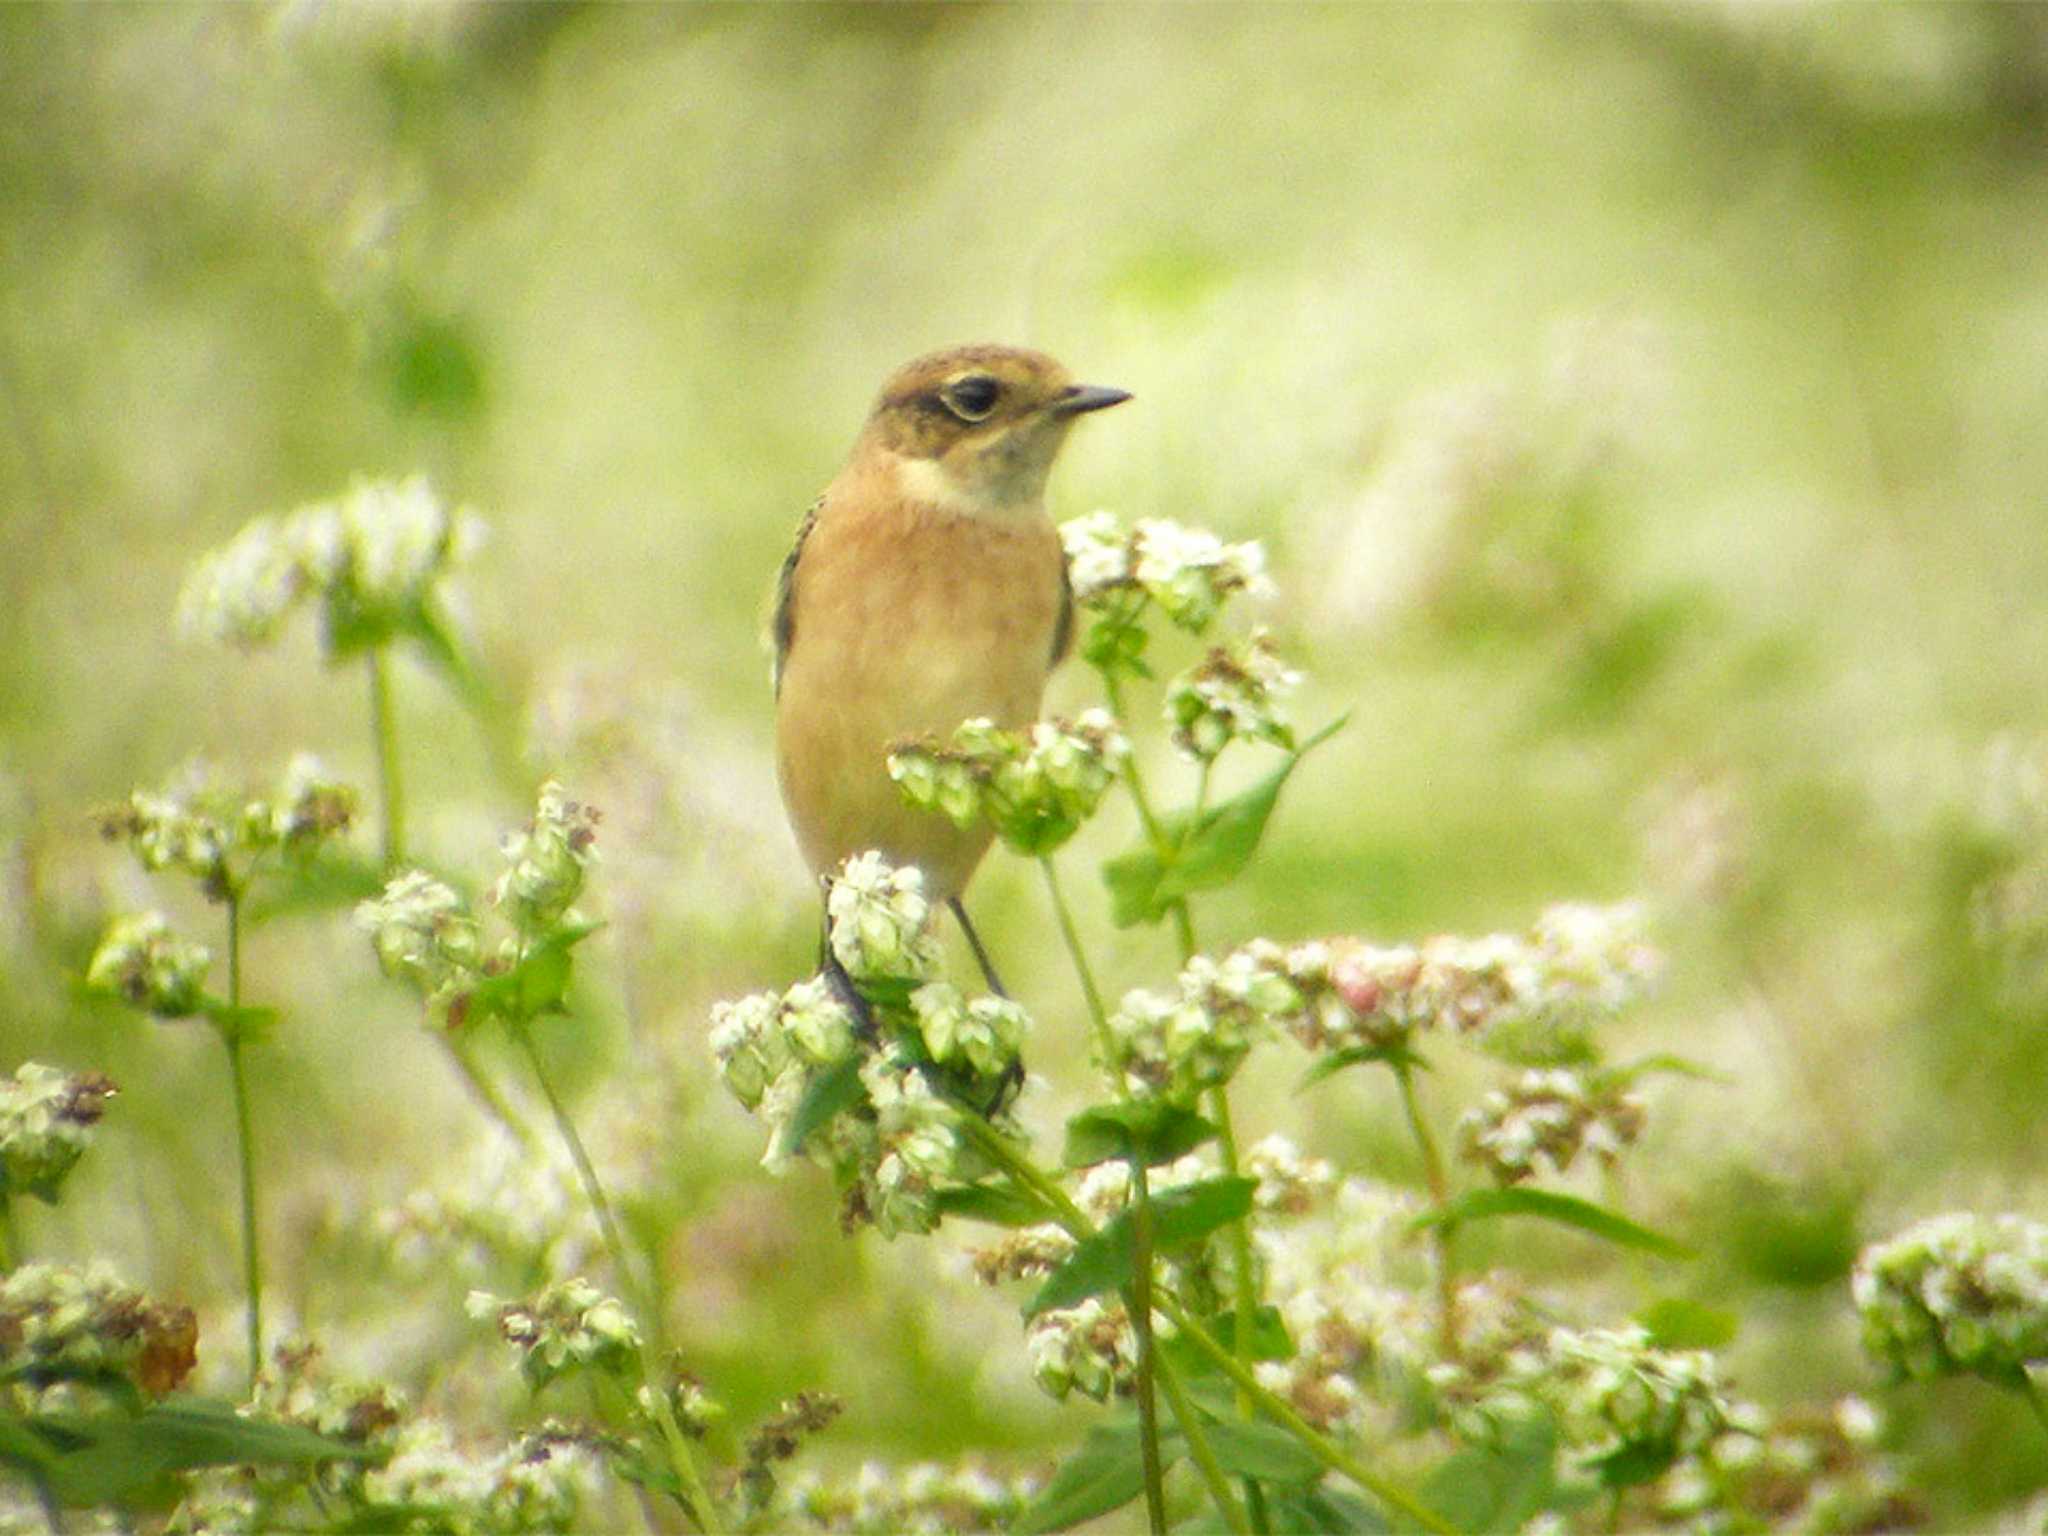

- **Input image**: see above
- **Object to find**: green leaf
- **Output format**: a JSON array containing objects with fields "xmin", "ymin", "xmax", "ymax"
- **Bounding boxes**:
[
  {"xmin": 1587, "ymin": 1435, "xmax": 1679, "ymax": 1490},
  {"xmin": 469, "ymin": 923, "xmax": 600, "ymax": 1024},
  {"xmin": 1011, "ymin": 1417, "xmax": 1177, "ymax": 1535},
  {"xmin": 1296, "ymin": 1042, "xmax": 1433, "ymax": 1090},
  {"xmin": 199, "ymin": 1001, "xmax": 278, "ymax": 1044},
  {"xmin": 1160, "ymin": 1305, "xmax": 1296, "ymax": 1380},
  {"xmin": 932, "ymin": 1183, "xmax": 1045, "ymax": 1228},
  {"xmin": 1609, "ymin": 1052, "xmax": 1730, "ymax": 1087},
  {"xmin": 244, "ymin": 849, "xmax": 389, "ymax": 923},
  {"xmin": 1268, "ymin": 1485, "xmax": 1392, "ymax": 1534},
  {"xmin": 1636, "ymin": 1297, "xmax": 1738, "ymax": 1350},
  {"xmin": 1025, "ymin": 1177, "xmax": 1255, "ymax": 1318},
  {"xmin": 36, "ymin": 1396, "xmax": 376, "ymax": 1506},
  {"xmin": 782, "ymin": 1056, "xmax": 866, "ymax": 1157},
  {"xmin": 1414, "ymin": 1189, "xmax": 1693, "ymax": 1261},
  {"xmin": 1419, "ymin": 1413, "xmax": 1556, "ymax": 1534},
  {"xmin": 1063, "ymin": 1103, "xmax": 1218, "ymax": 1169},
  {"xmin": 1200, "ymin": 1419, "xmax": 1323, "ymax": 1484},
  {"xmin": 1104, "ymin": 714, "xmax": 1348, "ymax": 927}
]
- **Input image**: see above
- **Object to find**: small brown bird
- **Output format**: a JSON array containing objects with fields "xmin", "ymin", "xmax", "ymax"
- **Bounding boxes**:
[{"xmin": 772, "ymin": 343, "xmax": 1130, "ymax": 983}]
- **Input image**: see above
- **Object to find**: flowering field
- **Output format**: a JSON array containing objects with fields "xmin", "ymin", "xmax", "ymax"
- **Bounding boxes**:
[{"xmin": 4, "ymin": 6, "xmax": 2048, "ymax": 1534}]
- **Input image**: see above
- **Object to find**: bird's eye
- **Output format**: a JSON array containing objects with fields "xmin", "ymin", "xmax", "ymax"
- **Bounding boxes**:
[{"xmin": 942, "ymin": 375, "xmax": 1001, "ymax": 422}]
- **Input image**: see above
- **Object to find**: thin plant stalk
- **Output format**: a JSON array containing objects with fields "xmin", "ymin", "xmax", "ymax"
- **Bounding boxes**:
[
  {"xmin": 1158, "ymin": 1296, "xmax": 1456, "ymax": 1536},
  {"xmin": 1393, "ymin": 1058, "xmax": 1460, "ymax": 1360},
  {"xmin": 1037, "ymin": 857, "xmax": 1118, "ymax": 1073},
  {"xmin": 221, "ymin": 890, "xmax": 263, "ymax": 1389},
  {"xmin": 1153, "ymin": 1348, "xmax": 1251, "ymax": 1536},
  {"xmin": 512, "ymin": 1024, "xmax": 720, "ymax": 1534},
  {"xmin": 1127, "ymin": 1158, "xmax": 1168, "ymax": 1536},
  {"xmin": 366, "ymin": 648, "xmax": 405, "ymax": 870}
]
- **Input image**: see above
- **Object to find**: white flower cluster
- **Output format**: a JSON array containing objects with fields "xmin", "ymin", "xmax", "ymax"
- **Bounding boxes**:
[
  {"xmin": 1456, "ymin": 1067, "xmax": 1646, "ymax": 1186},
  {"xmin": 1106, "ymin": 945, "xmax": 1295, "ymax": 1103},
  {"xmin": 1852, "ymin": 1211, "xmax": 2048, "ymax": 1389},
  {"xmin": 889, "ymin": 711, "xmax": 1129, "ymax": 856},
  {"xmin": 910, "ymin": 983, "xmax": 1029, "ymax": 1079},
  {"xmin": 711, "ymin": 969, "xmax": 979, "ymax": 1239},
  {"xmin": 1061, "ymin": 512, "xmax": 1272, "ymax": 632},
  {"xmin": 489, "ymin": 781, "xmax": 600, "ymax": 934},
  {"xmin": 710, "ymin": 977, "xmax": 860, "ymax": 1111},
  {"xmin": 355, "ymin": 783, "xmax": 602, "ymax": 1028},
  {"xmin": 85, "ymin": 911, "xmax": 212, "ymax": 1018},
  {"xmin": 177, "ymin": 476, "xmax": 484, "ymax": 653},
  {"xmin": 827, "ymin": 851, "xmax": 943, "ymax": 981},
  {"xmin": 251, "ymin": 1338, "xmax": 403, "ymax": 1445},
  {"xmin": 782, "ymin": 1457, "xmax": 1038, "ymax": 1535},
  {"xmin": 1250, "ymin": 1177, "xmax": 1443, "ymax": 1440},
  {"xmin": 375, "ymin": 1126, "xmax": 600, "ymax": 1282},
  {"xmin": 1278, "ymin": 903, "xmax": 1659, "ymax": 1061},
  {"xmin": 0, "ymin": 1261, "xmax": 197, "ymax": 1401},
  {"xmin": 1243, "ymin": 1132, "xmax": 1336, "ymax": 1216},
  {"xmin": 354, "ymin": 871, "xmax": 483, "ymax": 1027},
  {"xmin": 468, "ymin": 1278, "xmax": 640, "ymax": 1390},
  {"xmin": 1435, "ymin": 1324, "xmax": 1733, "ymax": 1475},
  {"xmin": 0, "ymin": 1062, "xmax": 115, "ymax": 1203},
  {"xmin": 1653, "ymin": 1395, "xmax": 1909, "ymax": 1533},
  {"xmin": 1164, "ymin": 628, "xmax": 1301, "ymax": 762},
  {"xmin": 357, "ymin": 1419, "xmax": 603, "ymax": 1535},
  {"xmin": 97, "ymin": 757, "xmax": 357, "ymax": 898},
  {"xmin": 857, "ymin": 1053, "xmax": 970, "ymax": 1239},
  {"xmin": 1026, "ymin": 1295, "xmax": 1139, "ymax": 1403}
]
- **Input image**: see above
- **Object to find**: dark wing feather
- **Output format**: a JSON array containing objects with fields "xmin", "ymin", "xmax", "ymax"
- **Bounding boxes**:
[
  {"xmin": 1050, "ymin": 552, "xmax": 1075, "ymax": 668},
  {"xmin": 772, "ymin": 496, "xmax": 823, "ymax": 697}
]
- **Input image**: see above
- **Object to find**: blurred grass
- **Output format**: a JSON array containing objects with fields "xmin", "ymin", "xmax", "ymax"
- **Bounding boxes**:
[{"xmin": 4, "ymin": 2, "xmax": 2048, "ymax": 1521}]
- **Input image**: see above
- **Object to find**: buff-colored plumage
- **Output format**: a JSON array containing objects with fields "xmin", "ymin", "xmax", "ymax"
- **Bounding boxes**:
[{"xmin": 774, "ymin": 345, "xmax": 1128, "ymax": 900}]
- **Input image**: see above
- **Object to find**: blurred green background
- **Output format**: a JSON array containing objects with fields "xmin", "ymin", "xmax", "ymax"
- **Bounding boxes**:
[{"xmin": 4, "ymin": 2, "xmax": 2048, "ymax": 1522}]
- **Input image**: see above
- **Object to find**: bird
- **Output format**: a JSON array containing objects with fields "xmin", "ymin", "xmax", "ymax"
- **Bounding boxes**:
[{"xmin": 772, "ymin": 343, "xmax": 1130, "ymax": 993}]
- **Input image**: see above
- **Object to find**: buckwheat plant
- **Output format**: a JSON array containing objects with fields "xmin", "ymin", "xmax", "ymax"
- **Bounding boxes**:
[
  {"xmin": 357, "ymin": 781, "xmax": 722, "ymax": 1529},
  {"xmin": 87, "ymin": 756, "xmax": 357, "ymax": 1386},
  {"xmin": 1854, "ymin": 1212, "xmax": 2048, "ymax": 1432},
  {"xmin": 0, "ymin": 1063, "xmax": 116, "ymax": 1247},
  {"xmin": 179, "ymin": 475, "xmax": 487, "ymax": 867}
]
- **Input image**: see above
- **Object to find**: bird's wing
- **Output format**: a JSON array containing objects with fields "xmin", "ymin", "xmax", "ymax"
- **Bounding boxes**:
[
  {"xmin": 771, "ymin": 494, "xmax": 824, "ymax": 697},
  {"xmin": 1050, "ymin": 553, "xmax": 1075, "ymax": 668}
]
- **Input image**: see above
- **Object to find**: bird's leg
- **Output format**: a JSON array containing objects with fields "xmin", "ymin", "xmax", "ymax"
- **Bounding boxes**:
[
  {"xmin": 817, "ymin": 895, "xmax": 877, "ymax": 1041},
  {"xmin": 950, "ymin": 897, "xmax": 1026, "ymax": 1115},
  {"xmin": 949, "ymin": 897, "xmax": 1009, "ymax": 997}
]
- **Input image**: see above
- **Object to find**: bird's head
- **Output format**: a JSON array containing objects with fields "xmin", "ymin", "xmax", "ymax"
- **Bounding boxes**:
[{"xmin": 856, "ymin": 344, "xmax": 1130, "ymax": 518}]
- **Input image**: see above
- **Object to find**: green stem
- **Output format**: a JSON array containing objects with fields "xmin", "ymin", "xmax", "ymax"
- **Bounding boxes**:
[
  {"xmin": 1038, "ymin": 857, "xmax": 1120, "ymax": 1076},
  {"xmin": 1127, "ymin": 1160, "xmax": 1168, "ymax": 1536},
  {"xmin": 366, "ymin": 648, "xmax": 405, "ymax": 870},
  {"xmin": 1205, "ymin": 1085, "xmax": 1271, "ymax": 1533},
  {"xmin": 513, "ymin": 1025, "xmax": 720, "ymax": 1534},
  {"xmin": 1393, "ymin": 1060, "xmax": 1459, "ymax": 1360},
  {"xmin": 1158, "ymin": 1297, "xmax": 1454, "ymax": 1536},
  {"xmin": 222, "ymin": 892, "xmax": 263, "ymax": 1391},
  {"xmin": 1154, "ymin": 1349, "xmax": 1251, "ymax": 1536},
  {"xmin": 955, "ymin": 1114, "xmax": 1092, "ymax": 1237},
  {"xmin": 0, "ymin": 1191, "xmax": 16, "ymax": 1270},
  {"xmin": 442, "ymin": 1034, "xmax": 540, "ymax": 1153}
]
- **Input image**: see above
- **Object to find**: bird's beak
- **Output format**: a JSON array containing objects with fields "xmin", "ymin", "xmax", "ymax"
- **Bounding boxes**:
[{"xmin": 1051, "ymin": 383, "xmax": 1133, "ymax": 417}]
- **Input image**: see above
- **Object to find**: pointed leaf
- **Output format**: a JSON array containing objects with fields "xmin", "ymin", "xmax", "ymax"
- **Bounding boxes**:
[
  {"xmin": 783, "ymin": 1056, "xmax": 865, "ymax": 1157},
  {"xmin": 1025, "ymin": 1177, "xmax": 1255, "ymax": 1317},
  {"xmin": 1269, "ymin": 1485, "xmax": 1392, "ymax": 1534},
  {"xmin": 933, "ymin": 1183, "xmax": 1046, "ymax": 1228},
  {"xmin": 1012, "ymin": 1417, "xmax": 1179, "ymax": 1535},
  {"xmin": 1297, "ymin": 1042, "xmax": 1432, "ymax": 1090},
  {"xmin": 1419, "ymin": 1413, "xmax": 1556, "ymax": 1534},
  {"xmin": 1414, "ymin": 1189, "xmax": 1692, "ymax": 1261},
  {"xmin": 1104, "ymin": 715, "xmax": 1349, "ymax": 927},
  {"xmin": 1199, "ymin": 1418, "xmax": 1323, "ymax": 1484},
  {"xmin": 1063, "ymin": 1103, "xmax": 1218, "ymax": 1169},
  {"xmin": 39, "ymin": 1396, "xmax": 377, "ymax": 1506}
]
